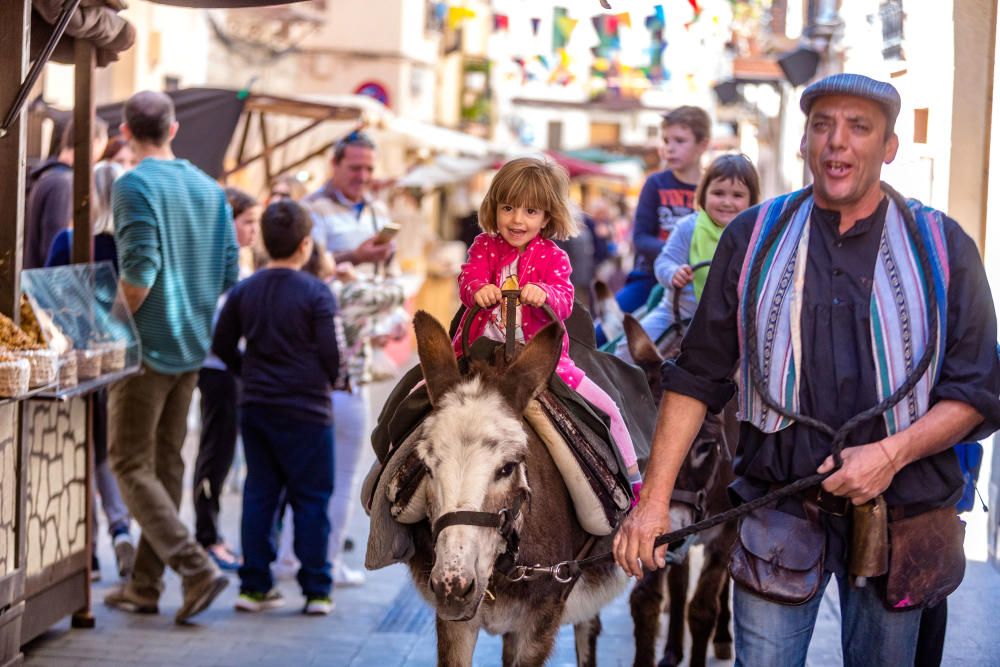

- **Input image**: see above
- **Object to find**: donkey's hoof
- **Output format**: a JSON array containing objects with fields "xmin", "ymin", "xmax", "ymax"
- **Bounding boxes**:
[
  {"xmin": 657, "ymin": 652, "xmax": 681, "ymax": 667},
  {"xmin": 714, "ymin": 641, "xmax": 733, "ymax": 660}
]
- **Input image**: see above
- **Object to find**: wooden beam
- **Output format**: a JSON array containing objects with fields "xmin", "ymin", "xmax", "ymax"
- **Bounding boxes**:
[
  {"xmin": 222, "ymin": 115, "xmax": 329, "ymax": 179},
  {"xmin": 72, "ymin": 41, "xmax": 96, "ymax": 265},
  {"xmin": 274, "ymin": 140, "xmax": 336, "ymax": 180},
  {"xmin": 258, "ymin": 112, "xmax": 273, "ymax": 185},
  {"xmin": 233, "ymin": 109, "xmax": 254, "ymax": 176},
  {"xmin": 0, "ymin": 0, "xmax": 30, "ymax": 320}
]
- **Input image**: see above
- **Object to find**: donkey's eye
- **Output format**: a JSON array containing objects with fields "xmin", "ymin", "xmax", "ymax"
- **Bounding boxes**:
[{"xmin": 496, "ymin": 462, "xmax": 517, "ymax": 480}]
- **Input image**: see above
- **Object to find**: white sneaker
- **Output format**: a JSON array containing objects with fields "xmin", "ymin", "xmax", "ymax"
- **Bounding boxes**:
[
  {"xmin": 304, "ymin": 597, "xmax": 334, "ymax": 616},
  {"xmin": 334, "ymin": 563, "xmax": 366, "ymax": 587},
  {"xmin": 234, "ymin": 589, "xmax": 285, "ymax": 613}
]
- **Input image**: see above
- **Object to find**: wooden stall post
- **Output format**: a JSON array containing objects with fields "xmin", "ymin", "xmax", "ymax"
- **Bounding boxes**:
[
  {"xmin": 70, "ymin": 37, "xmax": 97, "ymax": 631},
  {"xmin": 0, "ymin": 2, "xmax": 30, "ymax": 664}
]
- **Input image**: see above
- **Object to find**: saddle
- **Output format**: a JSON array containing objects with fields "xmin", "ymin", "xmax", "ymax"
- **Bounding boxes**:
[{"xmin": 365, "ymin": 302, "xmax": 656, "ymax": 537}]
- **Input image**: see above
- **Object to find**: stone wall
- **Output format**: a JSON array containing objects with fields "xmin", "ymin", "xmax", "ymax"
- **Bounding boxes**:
[{"xmin": 0, "ymin": 405, "xmax": 16, "ymax": 577}]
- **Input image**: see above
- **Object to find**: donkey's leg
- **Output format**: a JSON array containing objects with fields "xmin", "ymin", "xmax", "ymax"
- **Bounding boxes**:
[
  {"xmin": 713, "ymin": 573, "xmax": 733, "ymax": 660},
  {"xmin": 502, "ymin": 607, "xmax": 562, "ymax": 667},
  {"xmin": 629, "ymin": 568, "xmax": 665, "ymax": 667},
  {"xmin": 661, "ymin": 559, "xmax": 690, "ymax": 667},
  {"xmin": 573, "ymin": 614, "xmax": 602, "ymax": 667},
  {"xmin": 686, "ymin": 543, "xmax": 732, "ymax": 667},
  {"xmin": 437, "ymin": 617, "xmax": 478, "ymax": 667}
]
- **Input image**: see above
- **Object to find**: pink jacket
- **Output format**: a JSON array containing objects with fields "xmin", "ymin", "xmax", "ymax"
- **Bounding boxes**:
[{"xmin": 452, "ymin": 233, "xmax": 585, "ymax": 389}]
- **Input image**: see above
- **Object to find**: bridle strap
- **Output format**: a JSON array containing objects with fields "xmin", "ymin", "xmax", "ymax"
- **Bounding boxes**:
[{"xmin": 432, "ymin": 493, "xmax": 525, "ymax": 545}]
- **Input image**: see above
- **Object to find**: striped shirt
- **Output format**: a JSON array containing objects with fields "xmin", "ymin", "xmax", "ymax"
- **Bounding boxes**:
[{"xmin": 113, "ymin": 158, "xmax": 239, "ymax": 374}]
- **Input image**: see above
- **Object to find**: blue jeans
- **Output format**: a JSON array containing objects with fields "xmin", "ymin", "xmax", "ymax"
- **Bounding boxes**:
[
  {"xmin": 239, "ymin": 405, "xmax": 334, "ymax": 598},
  {"xmin": 734, "ymin": 574, "xmax": 921, "ymax": 667},
  {"xmin": 595, "ymin": 270, "xmax": 658, "ymax": 346}
]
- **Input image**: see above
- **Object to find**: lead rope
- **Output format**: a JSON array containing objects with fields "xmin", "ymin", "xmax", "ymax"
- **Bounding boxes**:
[{"xmin": 526, "ymin": 185, "xmax": 943, "ymax": 579}]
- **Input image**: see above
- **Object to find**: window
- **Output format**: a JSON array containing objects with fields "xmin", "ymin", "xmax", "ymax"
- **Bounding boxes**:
[
  {"xmin": 548, "ymin": 121, "xmax": 563, "ymax": 151},
  {"xmin": 590, "ymin": 122, "xmax": 621, "ymax": 148},
  {"xmin": 913, "ymin": 108, "xmax": 928, "ymax": 144}
]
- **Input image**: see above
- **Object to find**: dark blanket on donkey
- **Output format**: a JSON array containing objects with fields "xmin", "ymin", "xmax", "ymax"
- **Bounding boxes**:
[{"xmin": 369, "ymin": 301, "xmax": 656, "ymax": 479}]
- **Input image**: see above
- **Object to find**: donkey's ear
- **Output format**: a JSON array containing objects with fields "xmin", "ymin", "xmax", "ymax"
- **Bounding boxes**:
[
  {"xmin": 414, "ymin": 311, "xmax": 461, "ymax": 406},
  {"xmin": 624, "ymin": 314, "xmax": 662, "ymax": 368},
  {"xmin": 500, "ymin": 322, "xmax": 563, "ymax": 415}
]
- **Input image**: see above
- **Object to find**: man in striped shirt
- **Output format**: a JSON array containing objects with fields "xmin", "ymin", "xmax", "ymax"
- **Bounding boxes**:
[{"xmin": 105, "ymin": 90, "xmax": 238, "ymax": 624}]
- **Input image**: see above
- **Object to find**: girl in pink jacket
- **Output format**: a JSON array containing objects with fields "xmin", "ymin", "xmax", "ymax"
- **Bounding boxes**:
[{"xmin": 452, "ymin": 158, "xmax": 641, "ymax": 498}]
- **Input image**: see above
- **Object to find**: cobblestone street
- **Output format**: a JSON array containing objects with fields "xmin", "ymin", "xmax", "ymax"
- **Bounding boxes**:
[{"xmin": 22, "ymin": 380, "xmax": 1000, "ymax": 666}]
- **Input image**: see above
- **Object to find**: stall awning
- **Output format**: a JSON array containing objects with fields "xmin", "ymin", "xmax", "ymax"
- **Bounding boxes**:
[
  {"xmin": 97, "ymin": 88, "xmax": 248, "ymax": 180},
  {"xmin": 544, "ymin": 150, "xmax": 617, "ymax": 179},
  {"xmin": 396, "ymin": 155, "xmax": 492, "ymax": 190},
  {"xmin": 31, "ymin": 0, "xmax": 136, "ymax": 67}
]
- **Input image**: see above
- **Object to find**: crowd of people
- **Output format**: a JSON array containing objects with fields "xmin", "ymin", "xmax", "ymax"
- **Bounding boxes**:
[{"xmin": 20, "ymin": 72, "xmax": 1000, "ymax": 665}]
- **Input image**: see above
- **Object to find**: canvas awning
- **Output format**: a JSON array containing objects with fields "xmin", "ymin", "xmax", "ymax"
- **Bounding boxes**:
[{"xmin": 31, "ymin": 0, "xmax": 135, "ymax": 67}]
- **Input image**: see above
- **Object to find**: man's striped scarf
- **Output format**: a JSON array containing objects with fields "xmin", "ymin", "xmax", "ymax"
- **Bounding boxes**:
[{"xmin": 736, "ymin": 186, "xmax": 950, "ymax": 435}]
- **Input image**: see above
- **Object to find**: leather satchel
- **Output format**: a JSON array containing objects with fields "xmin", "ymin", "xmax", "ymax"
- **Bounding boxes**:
[
  {"xmin": 884, "ymin": 505, "xmax": 966, "ymax": 611},
  {"xmin": 730, "ymin": 506, "xmax": 826, "ymax": 605}
]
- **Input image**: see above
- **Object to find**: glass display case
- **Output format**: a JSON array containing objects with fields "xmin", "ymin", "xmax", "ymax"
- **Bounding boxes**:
[{"xmin": 15, "ymin": 261, "xmax": 141, "ymax": 398}]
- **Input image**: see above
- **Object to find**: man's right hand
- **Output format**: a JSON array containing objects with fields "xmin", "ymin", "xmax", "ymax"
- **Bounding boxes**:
[
  {"xmin": 613, "ymin": 495, "xmax": 671, "ymax": 578},
  {"xmin": 351, "ymin": 236, "xmax": 395, "ymax": 264}
]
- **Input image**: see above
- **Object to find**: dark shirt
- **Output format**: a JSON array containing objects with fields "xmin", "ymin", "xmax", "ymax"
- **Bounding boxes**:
[
  {"xmin": 25, "ymin": 159, "xmax": 72, "ymax": 270},
  {"xmin": 44, "ymin": 230, "xmax": 119, "ymax": 270},
  {"xmin": 212, "ymin": 268, "xmax": 341, "ymax": 425},
  {"xmin": 662, "ymin": 196, "xmax": 1000, "ymax": 575},
  {"xmin": 632, "ymin": 170, "xmax": 697, "ymax": 275}
]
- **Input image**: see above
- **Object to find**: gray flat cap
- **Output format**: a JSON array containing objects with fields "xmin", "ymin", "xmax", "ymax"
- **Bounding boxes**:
[{"xmin": 800, "ymin": 73, "xmax": 901, "ymax": 128}]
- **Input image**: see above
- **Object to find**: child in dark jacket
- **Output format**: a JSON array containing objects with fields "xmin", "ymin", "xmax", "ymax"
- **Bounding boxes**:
[{"xmin": 213, "ymin": 200, "xmax": 342, "ymax": 615}]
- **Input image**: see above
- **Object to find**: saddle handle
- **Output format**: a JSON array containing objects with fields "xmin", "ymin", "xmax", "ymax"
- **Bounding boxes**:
[
  {"xmin": 461, "ymin": 288, "xmax": 560, "ymax": 361},
  {"xmin": 671, "ymin": 260, "xmax": 714, "ymax": 327}
]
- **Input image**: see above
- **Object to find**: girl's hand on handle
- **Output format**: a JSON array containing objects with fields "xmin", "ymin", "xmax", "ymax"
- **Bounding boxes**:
[
  {"xmin": 672, "ymin": 264, "xmax": 693, "ymax": 289},
  {"xmin": 474, "ymin": 284, "xmax": 503, "ymax": 308},
  {"xmin": 520, "ymin": 284, "xmax": 548, "ymax": 307}
]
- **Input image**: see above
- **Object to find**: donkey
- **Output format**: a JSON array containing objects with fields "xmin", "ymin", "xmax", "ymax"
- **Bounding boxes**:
[
  {"xmin": 401, "ymin": 311, "xmax": 628, "ymax": 667},
  {"xmin": 623, "ymin": 315, "xmax": 738, "ymax": 667}
]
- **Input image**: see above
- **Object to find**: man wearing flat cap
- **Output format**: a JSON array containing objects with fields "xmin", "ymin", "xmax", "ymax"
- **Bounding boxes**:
[{"xmin": 615, "ymin": 73, "xmax": 1000, "ymax": 665}]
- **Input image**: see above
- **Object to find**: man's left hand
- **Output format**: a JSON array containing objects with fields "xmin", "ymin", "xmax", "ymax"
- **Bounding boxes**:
[{"xmin": 817, "ymin": 439, "xmax": 898, "ymax": 505}]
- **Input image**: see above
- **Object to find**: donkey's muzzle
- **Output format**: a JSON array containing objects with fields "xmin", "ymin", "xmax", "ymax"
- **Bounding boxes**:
[{"xmin": 429, "ymin": 573, "xmax": 478, "ymax": 619}]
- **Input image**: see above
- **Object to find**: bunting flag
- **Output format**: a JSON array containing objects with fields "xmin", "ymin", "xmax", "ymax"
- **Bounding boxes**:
[
  {"xmin": 558, "ymin": 47, "xmax": 571, "ymax": 69},
  {"xmin": 552, "ymin": 7, "xmax": 577, "ymax": 50},
  {"xmin": 530, "ymin": 17, "xmax": 541, "ymax": 36},
  {"xmin": 685, "ymin": 0, "xmax": 703, "ymax": 29},
  {"xmin": 536, "ymin": 54, "xmax": 550, "ymax": 70},
  {"xmin": 446, "ymin": 5, "xmax": 475, "ymax": 30},
  {"xmin": 493, "ymin": 13, "xmax": 509, "ymax": 31},
  {"xmin": 616, "ymin": 12, "xmax": 631, "ymax": 29},
  {"xmin": 645, "ymin": 4, "xmax": 665, "ymax": 31}
]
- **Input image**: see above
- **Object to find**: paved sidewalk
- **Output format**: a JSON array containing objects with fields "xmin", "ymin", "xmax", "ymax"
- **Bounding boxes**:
[{"xmin": 22, "ymin": 380, "xmax": 1000, "ymax": 666}]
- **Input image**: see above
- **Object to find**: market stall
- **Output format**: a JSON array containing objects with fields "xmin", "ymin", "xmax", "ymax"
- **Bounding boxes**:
[{"xmin": 0, "ymin": 1, "xmax": 298, "ymax": 662}]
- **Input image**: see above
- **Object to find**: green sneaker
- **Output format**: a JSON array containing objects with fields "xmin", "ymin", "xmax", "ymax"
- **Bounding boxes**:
[
  {"xmin": 303, "ymin": 596, "xmax": 334, "ymax": 616},
  {"xmin": 234, "ymin": 589, "xmax": 285, "ymax": 613}
]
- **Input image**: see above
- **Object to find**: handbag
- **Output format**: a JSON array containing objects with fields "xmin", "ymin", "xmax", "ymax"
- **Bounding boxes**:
[
  {"xmin": 729, "ymin": 505, "xmax": 826, "ymax": 605},
  {"xmin": 884, "ymin": 505, "xmax": 966, "ymax": 611}
]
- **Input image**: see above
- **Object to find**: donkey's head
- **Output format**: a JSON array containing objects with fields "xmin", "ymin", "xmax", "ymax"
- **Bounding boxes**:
[
  {"xmin": 623, "ymin": 315, "xmax": 727, "ymax": 532},
  {"xmin": 409, "ymin": 311, "xmax": 563, "ymax": 621}
]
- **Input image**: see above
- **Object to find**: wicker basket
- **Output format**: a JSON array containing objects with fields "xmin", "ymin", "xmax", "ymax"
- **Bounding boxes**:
[
  {"xmin": 96, "ymin": 340, "xmax": 127, "ymax": 373},
  {"xmin": 0, "ymin": 358, "xmax": 30, "ymax": 397},
  {"xmin": 77, "ymin": 349, "xmax": 103, "ymax": 381},
  {"xmin": 15, "ymin": 349, "xmax": 59, "ymax": 388},
  {"xmin": 59, "ymin": 352, "xmax": 78, "ymax": 388}
]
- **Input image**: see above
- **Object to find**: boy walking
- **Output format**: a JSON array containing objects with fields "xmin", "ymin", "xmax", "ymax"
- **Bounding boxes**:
[
  {"xmin": 597, "ymin": 106, "xmax": 710, "ymax": 345},
  {"xmin": 213, "ymin": 201, "xmax": 342, "ymax": 615}
]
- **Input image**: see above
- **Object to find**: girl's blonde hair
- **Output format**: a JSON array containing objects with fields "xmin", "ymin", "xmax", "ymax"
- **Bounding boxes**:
[{"xmin": 479, "ymin": 157, "xmax": 578, "ymax": 241}]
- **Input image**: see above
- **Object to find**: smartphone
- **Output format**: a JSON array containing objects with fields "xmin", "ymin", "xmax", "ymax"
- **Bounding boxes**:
[{"xmin": 372, "ymin": 222, "xmax": 401, "ymax": 245}]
